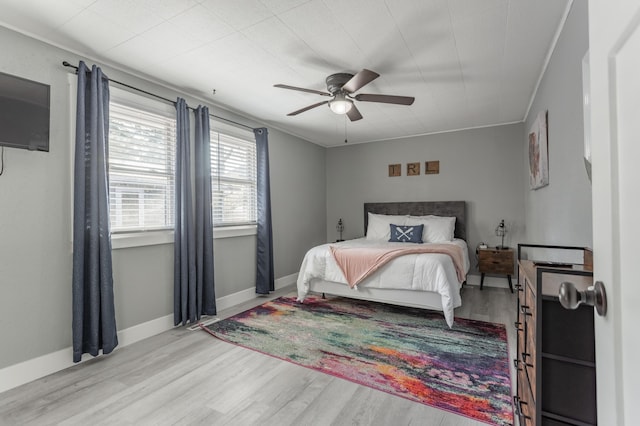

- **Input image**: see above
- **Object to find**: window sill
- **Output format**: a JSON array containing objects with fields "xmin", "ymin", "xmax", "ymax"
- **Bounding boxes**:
[
  {"xmin": 112, "ymin": 230, "xmax": 174, "ymax": 249},
  {"xmin": 214, "ymin": 225, "xmax": 257, "ymax": 239},
  {"xmin": 111, "ymin": 225, "xmax": 257, "ymax": 249}
]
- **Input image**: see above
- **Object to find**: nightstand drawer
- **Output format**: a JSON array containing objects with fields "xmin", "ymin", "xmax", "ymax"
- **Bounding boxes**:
[{"xmin": 478, "ymin": 249, "xmax": 514, "ymax": 275}]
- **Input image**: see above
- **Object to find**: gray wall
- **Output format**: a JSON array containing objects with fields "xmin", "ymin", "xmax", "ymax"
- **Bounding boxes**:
[
  {"xmin": 0, "ymin": 0, "xmax": 589, "ymax": 373},
  {"xmin": 270, "ymin": 129, "xmax": 327, "ymax": 276},
  {"xmin": 0, "ymin": 26, "xmax": 325, "ymax": 370},
  {"xmin": 325, "ymin": 123, "xmax": 526, "ymax": 267},
  {"xmin": 523, "ymin": 1, "xmax": 592, "ymax": 248}
]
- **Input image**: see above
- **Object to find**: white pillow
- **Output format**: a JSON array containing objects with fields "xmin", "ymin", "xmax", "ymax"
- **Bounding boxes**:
[
  {"xmin": 366, "ymin": 213, "xmax": 408, "ymax": 241},
  {"xmin": 406, "ymin": 215, "xmax": 456, "ymax": 243}
]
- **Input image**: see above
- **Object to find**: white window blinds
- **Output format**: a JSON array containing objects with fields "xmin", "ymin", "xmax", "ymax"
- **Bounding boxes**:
[
  {"xmin": 210, "ymin": 125, "xmax": 257, "ymax": 227},
  {"xmin": 108, "ymin": 101, "xmax": 176, "ymax": 232}
]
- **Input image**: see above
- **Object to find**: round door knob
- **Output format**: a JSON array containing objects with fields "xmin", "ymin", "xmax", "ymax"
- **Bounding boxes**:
[
  {"xmin": 558, "ymin": 281, "xmax": 607, "ymax": 316},
  {"xmin": 559, "ymin": 281, "xmax": 581, "ymax": 309}
]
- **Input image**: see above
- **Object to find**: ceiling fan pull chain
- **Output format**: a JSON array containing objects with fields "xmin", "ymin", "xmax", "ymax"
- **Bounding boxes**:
[{"xmin": 344, "ymin": 114, "xmax": 348, "ymax": 143}]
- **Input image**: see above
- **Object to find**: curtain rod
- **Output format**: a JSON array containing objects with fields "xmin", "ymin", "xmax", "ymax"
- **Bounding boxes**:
[{"xmin": 62, "ymin": 61, "xmax": 255, "ymax": 131}]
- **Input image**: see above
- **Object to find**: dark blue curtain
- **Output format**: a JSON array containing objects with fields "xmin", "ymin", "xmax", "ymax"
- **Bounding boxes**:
[
  {"xmin": 254, "ymin": 128, "xmax": 274, "ymax": 294},
  {"xmin": 72, "ymin": 61, "xmax": 117, "ymax": 363},
  {"xmin": 194, "ymin": 106, "xmax": 216, "ymax": 316},
  {"xmin": 174, "ymin": 98, "xmax": 197, "ymax": 326}
]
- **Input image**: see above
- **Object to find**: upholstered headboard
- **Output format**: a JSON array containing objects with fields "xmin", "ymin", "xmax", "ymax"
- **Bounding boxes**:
[{"xmin": 364, "ymin": 201, "xmax": 467, "ymax": 241}]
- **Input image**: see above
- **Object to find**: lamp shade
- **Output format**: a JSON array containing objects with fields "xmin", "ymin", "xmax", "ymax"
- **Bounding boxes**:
[
  {"xmin": 495, "ymin": 219, "xmax": 507, "ymax": 249},
  {"xmin": 336, "ymin": 218, "xmax": 344, "ymax": 242},
  {"xmin": 329, "ymin": 93, "xmax": 353, "ymax": 114}
]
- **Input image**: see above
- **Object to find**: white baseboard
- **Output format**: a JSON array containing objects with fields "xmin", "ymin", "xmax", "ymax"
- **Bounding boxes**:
[
  {"xmin": 465, "ymin": 273, "xmax": 518, "ymax": 289},
  {"xmin": 0, "ymin": 347, "xmax": 75, "ymax": 395},
  {"xmin": 215, "ymin": 287, "xmax": 259, "ymax": 312},
  {"xmin": 0, "ymin": 272, "xmax": 299, "ymax": 395},
  {"xmin": 117, "ymin": 313, "xmax": 175, "ymax": 347},
  {"xmin": 215, "ymin": 272, "xmax": 297, "ymax": 311},
  {"xmin": 275, "ymin": 272, "xmax": 298, "ymax": 290},
  {"xmin": 0, "ymin": 312, "xmax": 174, "ymax": 395}
]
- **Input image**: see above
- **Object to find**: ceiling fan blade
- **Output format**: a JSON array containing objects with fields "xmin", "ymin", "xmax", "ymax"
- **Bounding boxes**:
[
  {"xmin": 355, "ymin": 93, "xmax": 415, "ymax": 105},
  {"xmin": 274, "ymin": 84, "xmax": 331, "ymax": 97},
  {"xmin": 342, "ymin": 69, "xmax": 380, "ymax": 93},
  {"xmin": 287, "ymin": 100, "xmax": 329, "ymax": 116},
  {"xmin": 346, "ymin": 104, "xmax": 363, "ymax": 121}
]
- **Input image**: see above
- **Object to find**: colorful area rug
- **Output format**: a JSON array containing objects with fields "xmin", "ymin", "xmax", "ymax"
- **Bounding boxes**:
[{"xmin": 201, "ymin": 295, "xmax": 513, "ymax": 425}]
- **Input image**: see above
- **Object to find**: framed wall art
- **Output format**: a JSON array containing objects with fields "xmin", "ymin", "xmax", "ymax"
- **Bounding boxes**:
[
  {"xmin": 407, "ymin": 162, "xmax": 420, "ymax": 176},
  {"xmin": 528, "ymin": 111, "xmax": 549, "ymax": 189},
  {"xmin": 425, "ymin": 161, "xmax": 440, "ymax": 174}
]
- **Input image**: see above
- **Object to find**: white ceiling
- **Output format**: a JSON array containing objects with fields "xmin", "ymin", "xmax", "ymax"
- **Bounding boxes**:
[{"xmin": 0, "ymin": 0, "xmax": 571, "ymax": 147}]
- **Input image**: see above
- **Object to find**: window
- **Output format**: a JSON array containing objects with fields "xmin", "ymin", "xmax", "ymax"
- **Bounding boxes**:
[
  {"xmin": 108, "ymin": 95, "xmax": 176, "ymax": 233},
  {"xmin": 210, "ymin": 123, "xmax": 257, "ymax": 227}
]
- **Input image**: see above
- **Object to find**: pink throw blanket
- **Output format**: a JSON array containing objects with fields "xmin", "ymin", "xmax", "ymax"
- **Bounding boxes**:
[{"xmin": 330, "ymin": 244, "xmax": 466, "ymax": 288}]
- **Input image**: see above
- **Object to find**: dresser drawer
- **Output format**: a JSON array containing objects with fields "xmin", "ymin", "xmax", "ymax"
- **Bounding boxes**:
[
  {"xmin": 524, "ymin": 313, "xmax": 537, "ymax": 402},
  {"xmin": 478, "ymin": 249, "xmax": 514, "ymax": 275},
  {"xmin": 523, "ymin": 279, "xmax": 537, "ymax": 333},
  {"xmin": 522, "ymin": 276, "xmax": 537, "ymax": 403},
  {"xmin": 516, "ymin": 367, "xmax": 536, "ymax": 426}
]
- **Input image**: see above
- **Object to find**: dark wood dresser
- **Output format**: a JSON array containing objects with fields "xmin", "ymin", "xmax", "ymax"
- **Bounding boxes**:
[{"xmin": 515, "ymin": 245, "xmax": 596, "ymax": 426}]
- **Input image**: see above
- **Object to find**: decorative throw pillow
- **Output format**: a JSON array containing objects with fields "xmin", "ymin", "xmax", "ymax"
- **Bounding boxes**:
[{"xmin": 389, "ymin": 224, "xmax": 424, "ymax": 243}]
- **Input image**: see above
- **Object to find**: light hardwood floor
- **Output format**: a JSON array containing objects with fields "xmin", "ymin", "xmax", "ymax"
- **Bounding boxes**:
[{"xmin": 0, "ymin": 285, "xmax": 517, "ymax": 426}]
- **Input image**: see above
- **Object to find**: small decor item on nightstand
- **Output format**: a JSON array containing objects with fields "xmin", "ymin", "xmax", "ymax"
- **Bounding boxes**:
[
  {"xmin": 495, "ymin": 219, "xmax": 507, "ymax": 249},
  {"xmin": 336, "ymin": 218, "xmax": 344, "ymax": 242}
]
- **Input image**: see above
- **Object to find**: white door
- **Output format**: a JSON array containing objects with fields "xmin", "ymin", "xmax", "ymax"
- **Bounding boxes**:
[{"xmin": 588, "ymin": 1, "xmax": 640, "ymax": 424}]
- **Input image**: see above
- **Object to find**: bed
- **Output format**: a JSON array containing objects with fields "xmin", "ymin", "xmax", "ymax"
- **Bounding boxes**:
[{"xmin": 296, "ymin": 201, "xmax": 469, "ymax": 326}]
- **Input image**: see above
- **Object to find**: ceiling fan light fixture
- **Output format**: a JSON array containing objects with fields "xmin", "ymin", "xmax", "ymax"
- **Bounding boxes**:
[
  {"xmin": 329, "ymin": 93, "xmax": 353, "ymax": 115},
  {"xmin": 275, "ymin": 69, "xmax": 413, "ymax": 120}
]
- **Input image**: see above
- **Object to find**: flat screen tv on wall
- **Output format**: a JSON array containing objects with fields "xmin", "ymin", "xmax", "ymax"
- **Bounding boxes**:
[{"xmin": 0, "ymin": 71, "xmax": 50, "ymax": 152}]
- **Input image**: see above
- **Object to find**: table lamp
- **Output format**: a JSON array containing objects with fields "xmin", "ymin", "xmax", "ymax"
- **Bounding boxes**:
[{"xmin": 495, "ymin": 219, "xmax": 507, "ymax": 249}]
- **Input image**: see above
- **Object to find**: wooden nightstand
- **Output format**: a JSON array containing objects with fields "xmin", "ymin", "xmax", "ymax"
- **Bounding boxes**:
[{"xmin": 478, "ymin": 247, "xmax": 514, "ymax": 292}]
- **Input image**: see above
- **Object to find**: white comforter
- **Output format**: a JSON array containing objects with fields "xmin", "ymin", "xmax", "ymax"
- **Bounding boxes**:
[{"xmin": 296, "ymin": 238, "xmax": 470, "ymax": 326}]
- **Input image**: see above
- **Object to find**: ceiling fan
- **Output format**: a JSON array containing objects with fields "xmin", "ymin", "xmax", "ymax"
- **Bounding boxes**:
[{"xmin": 274, "ymin": 69, "xmax": 415, "ymax": 122}]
